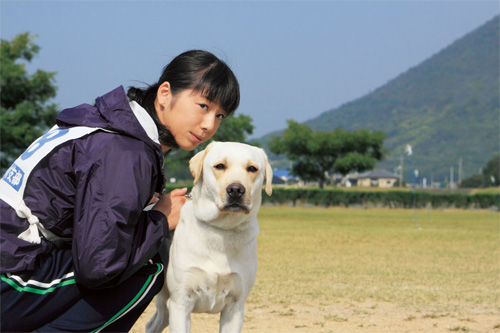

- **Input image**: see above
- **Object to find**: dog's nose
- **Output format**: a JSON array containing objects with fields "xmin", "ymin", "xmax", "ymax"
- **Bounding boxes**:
[{"xmin": 226, "ymin": 183, "xmax": 245, "ymax": 199}]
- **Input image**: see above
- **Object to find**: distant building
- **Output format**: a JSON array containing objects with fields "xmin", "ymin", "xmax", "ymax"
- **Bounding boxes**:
[
  {"xmin": 272, "ymin": 169, "xmax": 299, "ymax": 185},
  {"xmin": 351, "ymin": 170, "xmax": 399, "ymax": 188}
]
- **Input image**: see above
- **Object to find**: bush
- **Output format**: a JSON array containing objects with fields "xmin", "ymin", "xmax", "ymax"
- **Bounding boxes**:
[
  {"xmin": 163, "ymin": 184, "xmax": 498, "ymax": 210},
  {"xmin": 261, "ymin": 188, "xmax": 499, "ymax": 210},
  {"xmin": 460, "ymin": 174, "xmax": 485, "ymax": 188}
]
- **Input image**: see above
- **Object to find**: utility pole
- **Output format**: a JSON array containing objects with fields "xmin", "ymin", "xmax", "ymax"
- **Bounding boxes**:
[
  {"xmin": 458, "ymin": 157, "xmax": 463, "ymax": 184},
  {"xmin": 399, "ymin": 155, "xmax": 404, "ymax": 187},
  {"xmin": 406, "ymin": 145, "xmax": 419, "ymax": 229},
  {"xmin": 450, "ymin": 167, "xmax": 454, "ymax": 189}
]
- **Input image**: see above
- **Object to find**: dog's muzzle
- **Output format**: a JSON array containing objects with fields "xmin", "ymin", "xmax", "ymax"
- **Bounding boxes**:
[{"xmin": 223, "ymin": 183, "xmax": 249, "ymax": 213}]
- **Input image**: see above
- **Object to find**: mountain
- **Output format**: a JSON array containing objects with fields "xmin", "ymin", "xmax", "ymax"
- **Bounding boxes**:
[{"xmin": 263, "ymin": 16, "xmax": 500, "ymax": 183}]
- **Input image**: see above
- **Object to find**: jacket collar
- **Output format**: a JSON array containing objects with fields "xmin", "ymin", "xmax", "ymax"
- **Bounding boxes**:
[{"xmin": 129, "ymin": 101, "xmax": 160, "ymax": 145}]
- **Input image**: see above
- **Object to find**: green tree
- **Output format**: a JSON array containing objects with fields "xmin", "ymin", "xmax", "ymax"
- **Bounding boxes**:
[
  {"xmin": 164, "ymin": 113, "xmax": 255, "ymax": 181},
  {"xmin": 460, "ymin": 154, "xmax": 500, "ymax": 188},
  {"xmin": 482, "ymin": 153, "xmax": 499, "ymax": 186},
  {"xmin": 1, "ymin": 32, "xmax": 58, "ymax": 171},
  {"xmin": 269, "ymin": 120, "xmax": 386, "ymax": 188},
  {"xmin": 460, "ymin": 174, "xmax": 484, "ymax": 188}
]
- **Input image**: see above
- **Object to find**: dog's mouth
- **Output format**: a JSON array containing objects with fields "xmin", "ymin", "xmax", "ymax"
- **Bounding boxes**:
[{"xmin": 221, "ymin": 202, "xmax": 250, "ymax": 214}]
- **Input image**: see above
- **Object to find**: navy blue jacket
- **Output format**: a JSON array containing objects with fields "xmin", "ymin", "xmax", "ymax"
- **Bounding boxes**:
[{"xmin": 0, "ymin": 87, "xmax": 168, "ymax": 289}]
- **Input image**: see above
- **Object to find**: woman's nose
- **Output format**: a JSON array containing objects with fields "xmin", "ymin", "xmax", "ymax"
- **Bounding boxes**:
[{"xmin": 200, "ymin": 114, "xmax": 216, "ymax": 132}]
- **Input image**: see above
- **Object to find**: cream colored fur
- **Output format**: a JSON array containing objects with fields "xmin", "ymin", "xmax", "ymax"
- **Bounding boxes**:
[{"xmin": 146, "ymin": 142, "xmax": 272, "ymax": 333}]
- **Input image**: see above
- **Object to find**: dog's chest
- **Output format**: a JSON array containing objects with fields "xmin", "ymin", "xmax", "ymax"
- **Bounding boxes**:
[{"xmin": 188, "ymin": 269, "xmax": 243, "ymax": 314}]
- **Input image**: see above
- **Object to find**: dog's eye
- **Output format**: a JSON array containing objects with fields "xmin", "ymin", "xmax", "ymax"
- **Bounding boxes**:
[
  {"xmin": 247, "ymin": 166, "xmax": 258, "ymax": 173},
  {"xmin": 214, "ymin": 164, "xmax": 226, "ymax": 170}
]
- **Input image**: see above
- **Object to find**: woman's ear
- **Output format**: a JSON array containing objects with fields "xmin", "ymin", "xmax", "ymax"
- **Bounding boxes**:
[{"xmin": 156, "ymin": 81, "xmax": 171, "ymax": 110}]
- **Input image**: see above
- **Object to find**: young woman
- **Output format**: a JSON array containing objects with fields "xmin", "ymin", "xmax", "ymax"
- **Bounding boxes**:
[{"xmin": 0, "ymin": 50, "xmax": 240, "ymax": 332}]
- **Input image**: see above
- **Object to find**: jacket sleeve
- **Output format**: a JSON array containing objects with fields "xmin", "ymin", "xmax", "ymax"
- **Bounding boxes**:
[{"xmin": 72, "ymin": 133, "xmax": 168, "ymax": 289}]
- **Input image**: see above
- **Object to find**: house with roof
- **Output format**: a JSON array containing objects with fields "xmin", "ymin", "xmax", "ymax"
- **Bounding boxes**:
[
  {"xmin": 272, "ymin": 169, "xmax": 299, "ymax": 185},
  {"xmin": 351, "ymin": 170, "xmax": 400, "ymax": 188}
]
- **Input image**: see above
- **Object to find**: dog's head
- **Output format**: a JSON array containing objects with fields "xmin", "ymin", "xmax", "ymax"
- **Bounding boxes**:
[{"xmin": 189, "ymin": 142, "xmax": 272, "ymax": 225}]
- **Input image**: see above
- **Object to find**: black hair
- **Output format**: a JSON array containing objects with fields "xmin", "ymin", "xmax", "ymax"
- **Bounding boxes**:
[{"xmin": 127, "ymin": 50, "xmax": 240, "ymax": 149}]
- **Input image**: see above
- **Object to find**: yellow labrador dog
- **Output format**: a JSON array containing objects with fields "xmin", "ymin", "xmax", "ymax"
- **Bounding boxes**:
[{"xmin": 146, "ymin": 142, "xmax": 273, "ymax": 333}]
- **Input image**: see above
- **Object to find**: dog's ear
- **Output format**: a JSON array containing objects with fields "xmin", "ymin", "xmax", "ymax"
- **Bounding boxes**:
[
  {"xmin": 189, "ymin": 142, "xmax": 215, "ymax": 184},
  {"xmin": 260, "ymin": 149, "xmax": 273, "ymax": 196}
]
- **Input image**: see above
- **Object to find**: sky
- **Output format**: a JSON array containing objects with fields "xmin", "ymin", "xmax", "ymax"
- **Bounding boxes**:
[{"xmin": 1, "ymin": 1, "xmax": 498, "ymax": 139}]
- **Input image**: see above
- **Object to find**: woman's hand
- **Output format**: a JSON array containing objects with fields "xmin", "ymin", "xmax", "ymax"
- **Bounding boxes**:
[{"xmin": 152, "ymin": 188, "xmax": 188, "ymax": 230}]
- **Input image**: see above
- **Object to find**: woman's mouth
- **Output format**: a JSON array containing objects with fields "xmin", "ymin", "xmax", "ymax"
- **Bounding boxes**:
[{"xmin": 190, "ymin": 132, "xmax": 203, "ymax": 143}]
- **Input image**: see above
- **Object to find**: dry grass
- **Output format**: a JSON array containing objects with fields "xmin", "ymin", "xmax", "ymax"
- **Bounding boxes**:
[
  {"xmin": 253, "ymin": 207, "xmax": 499, "ymax": 309},
  {"xmin": 133, "ymin": 207, "xmax": 500, "ymax": 332}
]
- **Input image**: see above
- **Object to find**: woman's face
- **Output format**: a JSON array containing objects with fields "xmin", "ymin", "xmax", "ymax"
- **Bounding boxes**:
[{"xmin": 155, "ymin": 82, "xmax": 227, "ymax": 151}]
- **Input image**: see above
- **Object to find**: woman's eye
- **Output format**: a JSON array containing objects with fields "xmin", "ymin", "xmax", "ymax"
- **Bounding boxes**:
[
  {"xmin": 216, "ymin": 114, "xmax": 226, "ymax": 120},
  {"xmin": 199, "ymin": 104, "xmax": 208, "ymax": 110},
  {"xmin": 214, "ymin": 164, "xmax": 226, "ymax": 170}
]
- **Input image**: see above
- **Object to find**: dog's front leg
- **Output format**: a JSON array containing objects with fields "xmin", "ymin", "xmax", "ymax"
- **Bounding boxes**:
[
  {"xmin": 167, "ymin": 297, "xmax": 194, "ymax": 333},
  {"xmin": 145, "ymin": 283, "xmax": 169, "ymax": 333},
  {"xmin": 219, "ymin": 299, "xmax": 245, "ymax": 333}
]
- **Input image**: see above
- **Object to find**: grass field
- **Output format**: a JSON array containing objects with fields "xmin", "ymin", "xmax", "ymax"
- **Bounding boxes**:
[{"xmin": 133, "ymin": 207, "xmax": 499, "ymax": 332}]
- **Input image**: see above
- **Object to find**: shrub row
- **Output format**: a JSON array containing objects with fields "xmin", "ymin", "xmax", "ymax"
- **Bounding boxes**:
[
  {"xmin": 164, "ymin": 185, "xmax": 499, "ymax": 210},
  {"xmin": 260, "ymin": 188, "xmax": 499, "ymax": 210}
]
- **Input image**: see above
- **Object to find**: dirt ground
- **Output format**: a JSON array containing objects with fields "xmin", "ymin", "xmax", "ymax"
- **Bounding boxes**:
[
  {"xmin": 130, "ymin": 208, "xmax": 499, "ymax": 332},
  {"xmin": 131, "ymin": 299, "xmax": 499, "ymax": 332}
]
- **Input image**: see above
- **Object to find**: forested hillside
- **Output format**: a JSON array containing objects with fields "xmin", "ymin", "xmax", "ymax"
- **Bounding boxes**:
[{"xmin": 265, "ymin": 16, "xmax": 499, "ymax": 183}]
